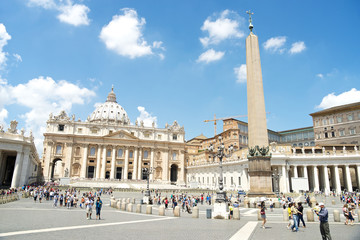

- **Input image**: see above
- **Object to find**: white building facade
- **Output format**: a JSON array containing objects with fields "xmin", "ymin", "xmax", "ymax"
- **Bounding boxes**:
[
  {"xmin": 0, "ymin": 120, "xmax": 40, "ymax": 188},
  {"xmin": 186, "ymin": 143, "xmax": 360, "ymax": 194},
  {"xmin": 42, "ymin": 88, "xmax": 186, "ymax": 185}
]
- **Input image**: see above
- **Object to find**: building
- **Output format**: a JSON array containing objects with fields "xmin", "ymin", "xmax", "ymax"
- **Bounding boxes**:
[
  {"xmin": 0, "ymin": 120, "xmax": 41, "ymax": 188},
  {"xmin": 310, "ymin": 102, "xmax": 360, "ymax": 145},
  {"xmin": 42, "ymin": 88, "xmax": 186, "ymax": 185}
]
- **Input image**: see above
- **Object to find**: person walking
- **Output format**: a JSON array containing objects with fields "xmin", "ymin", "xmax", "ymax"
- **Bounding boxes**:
[
  {"xmin": 297, "ymin": 202, "xmax": 306, "ymax": 228},
  {"xmin": 316, "ymin": 202, "xmax": 332, "ymax": 240},
  {"xmin": 95, "ymin": 197, "xmax": 103, "ymax": 220},
  {"xmin": 85, "ymin": 196, "xmax": 94, "ymax": 220},
  {"xmin": 290, "ymin": 202, "xmax": 299, "ymax": 232},
  {"xmin": 260, "ymin": 201, "xmax": 267, "ymax": 229}
]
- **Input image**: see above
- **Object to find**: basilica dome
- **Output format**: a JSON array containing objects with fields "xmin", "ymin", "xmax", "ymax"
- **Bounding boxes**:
[{"xmin": 89, "ymin": 87, "xmax": 130, "ymax": 124}]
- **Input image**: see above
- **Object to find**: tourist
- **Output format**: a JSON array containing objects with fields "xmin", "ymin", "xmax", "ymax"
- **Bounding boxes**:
[
  {"xmin": 287, "ymin": 202, "xmax": 292, "ymax": 229},
  {"xmin": 229, "ymin": 203, "xmax": 234, "ymax": 219},
  {"xmin": 343, "ymin": 204, "xmax": 349, "ymax": 225},
  {"xmin": 85, "ymin": 196, "xmax": 94, "ymax": 220},
  {"xmin": 347, "ymin": 205, "xmax": 355, "ymax": 226},
  {"xmin": 269, "ymin": 199, "xmax": 274, "ymax": 212},
  {"xmin": 95, "ymin": 197, "xmax": 103, "ymax": 220},
  {"xmin": 259, "ymin": 201, "xmax": 266, "ymax": 229},
  {"xmin": 53, "ymin": 194, "xmax": 58, "ymax": 208},
  {"xmin": 290, "ymin": 202, "xmax": 299, "ymax": 232},
  {"xmin": 59, "ymin": 194, "xmax": 64, "ymax": 206},
  {"xmin": 297, "ymin": 202, "xmax": 306, "ymax": 228},
  {"xmin": 316, "ymin": 202, "xmax": 332, "ymax": 240}
]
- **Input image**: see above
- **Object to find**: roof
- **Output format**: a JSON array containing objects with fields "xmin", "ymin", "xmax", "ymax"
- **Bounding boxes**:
[
  {"xmin": 278, "ymin": 126, "xmax": 314, "ymax": 134},
  {"xmin": 309, "ymin": 101, "xmax": 360, "ymax": 117}
]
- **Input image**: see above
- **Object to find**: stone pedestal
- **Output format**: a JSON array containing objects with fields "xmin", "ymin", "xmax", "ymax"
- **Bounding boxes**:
[
  {"xmin": 333, "ymin": 210, "xmax": 340, "ymax": 222},
  {"xmin": 247, "ymin": 156, "xmax": 275, "ymax": 197},
  {"xmin": 306, "ymin": 209, "xmax": 314, "ymax": 222},
  {"xmin": 233, "ymin": 208, "xmax": 240, "ymax": 220},
  {"xmin": 159, "ymin": 205, "xmax": 165, "ymax": 216},
  {"xmin": 116, "ymin": 200, "xmax": 121, "ymax": 209},
  {"xmin": 283, "ymin": 209, "xmax": 288, "ymax": 221},
  {"xmin": 257, "ymin": 209, "xmax": 262, "ymax": 221},
  {"xmin": 212, "ymin": 202, "xmax": 229, "ymax": 219},
  {"xmin": 146, "ymin": 205, "xmax": 152, "ymax": 214},
  {"xmin": 174, "ymin": 206, "xmax": 180, "ymax": 217},
  {"xmin": 127, "ymin": 203, "xmax": 133, "ymax": 212},
  {"xmin": 136, "ymin": 204, "xmax": 141, "ymax": 213},
  {"xmin": 192, "ymin": 206, "xmax": 199, "ymax": 218}
]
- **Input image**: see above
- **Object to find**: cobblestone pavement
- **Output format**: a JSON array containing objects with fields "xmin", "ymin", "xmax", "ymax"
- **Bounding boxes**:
[{"xmin": 0, "ymin": 192, "xmax": 359, "ymax": 240}]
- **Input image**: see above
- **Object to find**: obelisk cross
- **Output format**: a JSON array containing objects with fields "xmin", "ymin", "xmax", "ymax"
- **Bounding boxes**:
[{"xmin": 246, "ymin": 10, "xmax": 254, "ymax": 32}]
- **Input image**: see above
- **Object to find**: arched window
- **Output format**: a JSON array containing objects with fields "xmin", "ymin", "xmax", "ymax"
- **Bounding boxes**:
[
  {"xmin": 90, "ymin": 147, "xmax": 96, "ymax": 156},
  {"xmin": 118, "ymin": 149, "xmax": 123, "ymax": 157},
  {"xmin": 56, "ymin": 145, "xmax": 62, "ymax": 155}
]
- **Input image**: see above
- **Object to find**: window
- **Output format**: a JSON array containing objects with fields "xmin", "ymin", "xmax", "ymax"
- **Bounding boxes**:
[
  {"xmin": 347, "ymin": 114, "xmax": 353, "ymax": 121},
  {"xmin": 231, "ymin": 177, "xmax": 234, "ymax": 185},
  {"xmin": 173, "ymin": 134, "xmax": 178, "ymax": 140},
  {"xmin": 109, "ymin": 130, "xmax": 113, "ymax": 134},
  {"xmin": 131, "ymin": 132, "xmax": 135, "ymax": 136},
  {"xmin": 337, "ymin": 116, "xmax": 342, "ymax": 123},
  {"xmin": 118, "ymin": 149, "xmax": 123, "ymax": 157},
  {"xmin": 158, "ymin": 134, "xmax": 162, "ymax": 140},
  {"xmin": 91, "ymin": 129, "xmax": 98, "ymax": 134},
  {"xmin": 129, "ymin": 151, "xmax": 133, "ymax": 158},
  {"xmin": 144, "ymin": 150, "xmax": 149, "ymax": 159},
  {"xmin": 56, "ymin": 145, "xmax": 62, "ymax": 154},
  {"xmin": 90, "ymin": 147, "xmax": 96, "ymax": 156},
  {"xmin": 324, "ymin": 132, "xmax": 328, "ymax": 138},
  {"xmin": 144, "ymin": 133, "xmax": 150, "ymax": 138},
  {"xmin": 322, "ymin": 119, "xmax": 328, "ymax": 125},
  {"xmin": 224, "ymin": 177, "xmax": 226, "ymax": 185},
  {"xmin": 350, "ymin": 128, "xmax": 356, "ymax": 135},
  {"xmin": 238, "ymin": 177, "xmax": 241, "ymax": 185},
  {"xmin": 172, "ymin": 152, "xmax": 177, "ymax": 160},
  {"xmin": 77, "ymin": 128, "xmax": 82, "ymax": 133},
  {"xmin": 329, "ymin": 118, "xmax": 334, "ymax": 124},
  {"xmin": 107, "ymin": 149, "xmax": 111, "ymax": 157},
  {"xmin": 339, "ymin": 130, "xmax": 345, "ymax": 136},
  {"xmin": 75, "ymin": 147, "xmax": 80, "ymax": 156},
  {"xmin": 331, "ymin": 132, "xmax": 335, "ymax": 137},
  {"xmin": 58, "ymin": 124, "xmax": 64, "ymax": 131},
  {"xmin": 107, "ymin": 161, "xmax": 110, "ymax": 164},
  {"xmin": 34, "ymin": 165, "xmax": 37, "ymax": 172}
]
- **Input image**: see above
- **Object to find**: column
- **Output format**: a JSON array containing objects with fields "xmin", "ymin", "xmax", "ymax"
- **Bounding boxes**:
[
  {"xmin": 345, "ymin": 165, "xmax": 353, "ymax": 192},
  {"xmin": 356, "ymin": 165, "xmax": 360, "ymax": 191},
  {"xmin": 137, "ymin": 148, "xmax": 142, "ymax": 180},
  {"xmin": 19, "ymin": 148, "xmax": 31, "ymax": 186},
  {"xmin": 313, "ymin": 166, "xmax": 320, "ymax": 192},
  {"xmin": 162, "ymin": 150, "xmax": 169, "ymax": 182},
  {"xmin": 323, "ymin": 165, "xmax": 330, "ymax": 195},
  {"xmin": 280, "ymin": 165, "xmax": 288, "ymax": 193},
  {"xmin": 11, "ymin": 151, "xmax": 24, "ymax": 188},
  {"xmin": 149, "ymin": 148, "xmax": 154, "ymax": 181},
  {"xmin": 132, "ymin": 148, "xmax": 138, "ymax": 180},
  {"xmin": 44, "ymin": 142, "xmax": 54, "ymax": 181},
  {"xmin": 80, "ymin": 145, "xmax": 88, "ymax": 178},
  {"xmin": 303, "ymin": 166, "xmax": 308, "ymax": 178},
  {"xmin": 124, "ymin": 147, "xmax": 129, "ymax": 180},
  {"xmin": 293, "ymin": 166, "xmax": 298, "ymax": 178},
  {"xmin": 64, "ymin": 143, "xmax": 73, "ymax": 178},
  {"xmin": 100, "ymin": 146, "xmax": 106, "ymax": 179},
  {"xmin": 179, "ymin": 150, "xmax": 185, "ymax": 183},
  {"xmin": 334, "ymin": 165, "xmax": 341, "ymax": 194},
  {"xmin": 96, "ymin": 146, "xmax": 101, "ymax": 179},
  {"xmin": 110, "ymin": 147, "xmax": 116, "ymax": 180}
]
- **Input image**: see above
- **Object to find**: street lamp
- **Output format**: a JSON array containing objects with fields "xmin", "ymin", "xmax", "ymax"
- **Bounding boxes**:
[
  {"xmin": 142, "ymin": 167, "xmax": 154, "ymax": 197},
  {"xmin": 272, "ymin": 169, "xmax": 280, "ymax": 197},
  {"xmin": 208, "ymin": 136, "xmax": 234, "ymax": 203}
]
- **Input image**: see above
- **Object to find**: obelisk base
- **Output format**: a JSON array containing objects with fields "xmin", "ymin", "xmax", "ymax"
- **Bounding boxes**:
[{"xmin": 247, "ymin": 156, "xmax": 276, "ymax": 198}]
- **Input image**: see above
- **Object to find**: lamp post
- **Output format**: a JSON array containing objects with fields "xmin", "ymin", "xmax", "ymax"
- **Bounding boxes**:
[
  {"xmin": 208, "ymin": 136, "xmax": 234, "ymax": 203},
  {"xmin": 142, "ymin": 167, "xmax": 154, "ymax": 197}
]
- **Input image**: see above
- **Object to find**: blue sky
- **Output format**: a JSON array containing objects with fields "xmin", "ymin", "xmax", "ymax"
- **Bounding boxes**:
[{"xmin": 1, "ymin": 0, "xmax": 360, "ymax": 152}]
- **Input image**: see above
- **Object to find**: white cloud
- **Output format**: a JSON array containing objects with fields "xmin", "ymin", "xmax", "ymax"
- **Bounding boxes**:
[
  {"xmin": 316, "ymin": 73, "xmax": 324, "ymax": 79},
  {"xmin": 0, "ymin": 108, "xmax": 8, "ymax": 125},
  {"xmin": 200, "ymin": 10, "xmax": 244, "ymax": 47},
  {"xmin": 263, "ymin": 36, "xmax": 286, "ymax": 53},
  {"xmin": 0, "ymin": 23, "xmax": 11, "ymax": 69},
  {"xmin": 57, "ymin": 3, "xmax": 90, "ymax": 26},
  {"xmin": 316, "ymin": 88, "xmax": 360, "ymax": 109},
  {"xmin": 289, "ymin": 41, "xmax": 306, "ymax": 54},
  {"xmin": 234, "ymin": 64, "xmax": 247, "ymax": 83},
  {"xmin": 0, "ymin": 76, "xmax": 95, "ymax": 151},
  {"xmin": 136, "ymin": 106, "xmax": 157, "ymax": 127},
  {"xmin": 13, "ymin": 53, "xmax": 22, "ymax": 62},
  {"xmin": 197, "ymin": 49, "xmax": 224, "ymax": 63},
  {"xmin": 27, "ymin": 0, "xmax": 90, "ymax": 26},
  {"xmin": 100, "ymin": 8, "xmax": 164, "ymax": 59}
]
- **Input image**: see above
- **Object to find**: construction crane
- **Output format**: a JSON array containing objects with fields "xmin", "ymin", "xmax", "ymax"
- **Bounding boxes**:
[
  {"xmin": 204, "ymin": 112, "xmax": 270, "ymax": 136},
  {"xmin": 204, "ymin": 114, "xmax": 248, "ymax": 136}
]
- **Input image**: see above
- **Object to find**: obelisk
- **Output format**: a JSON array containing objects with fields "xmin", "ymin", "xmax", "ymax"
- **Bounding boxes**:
[{"xmin": 245, "ymin": 11, "xmax": 274, "ymax": 197}]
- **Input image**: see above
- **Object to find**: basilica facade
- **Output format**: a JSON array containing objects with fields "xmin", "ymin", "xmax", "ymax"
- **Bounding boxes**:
[{"xmin": 42, "ymin": 88, "xmax": 186, "ymax": 184}]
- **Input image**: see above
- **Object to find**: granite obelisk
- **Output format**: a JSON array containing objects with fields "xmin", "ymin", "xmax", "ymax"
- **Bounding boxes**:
[{"xmin": 245, "ymin": 11, "xmax": 274, "ymax": 197}]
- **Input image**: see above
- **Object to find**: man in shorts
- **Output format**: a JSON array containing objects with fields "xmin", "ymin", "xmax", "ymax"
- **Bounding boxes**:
[{"xmin": 85, "ymin": 197, "xmax": 94, "ymax": 220}]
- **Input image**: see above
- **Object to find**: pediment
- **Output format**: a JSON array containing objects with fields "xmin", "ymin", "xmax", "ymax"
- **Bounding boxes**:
[{"xmin": 104, "ymin": 130, "xmax": 139, "ymax": 140}]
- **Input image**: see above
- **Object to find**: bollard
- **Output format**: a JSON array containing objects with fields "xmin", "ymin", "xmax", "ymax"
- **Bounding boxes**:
[
  {"xmin": 127, "ymin": 198, "xmax": 130, "ymax": 204},
  {"xmin": 174, "ymin": 206, "xmax": 181, "ymax": 217},
  {"xmin": 121, "ymin": 202, "xmax": 127, "ymax": 211},
  {"xmin": 310, "ymin": 197, "xmax": 317, "ymax": 207},
  {"xmin": 116, "ymin": 200, "xmax": 121, "ymax": 209},
  {"xmin": 146, "ymin": 205, "xmax": 152, "ymax": 214},
  {"xmin": 358, "ymin": 209, "xmax": 360, "ymax": 222},
  {"xmin": 192, "ymin": 206, "xmax": 199, "ymax": 218},
  {"xmin": 306, "ymin": 209, "xmax": 314, "ymax": 222},
  {"xmin": 206, "ymin": 208, "xmax": 212, "ymax": 219},
  {"xmin": 127, "ymin": 203, "xmax": 133, "ymax": 212},
  {"xmin": 257, "ymin": 209, "xmax": 262, "ymax": 221},
  {"xmin": 136, "ymin": 204, "xmax": 142, "ymax": 213},
  {"xmin": 275, "ymin": 201, "xmax": 280, "ymax": 208},
  {"xmin": 132, "ymin": 198, "xmax": 136, "ymax": 204},
  {"xmin": 333, "ymin": 210, "xmax": 340, "ymax": 222},
  {"xmin": 159, "ymin": 205, "xmax": 165, "ymax": 216},
  {"xmin": 283, "ymin": 209, "xmax": 288, "ymax": 221},
  {"xmin": 233, "ymin": 208, "xmax": 240, "ymax": 220},
  {"xmin": 331, "ymin": 200, "xmax": 335, "ymax": 205},
  {"xmin": 244, "ymin": 199, "xmax": 249, "ymax": 208}
]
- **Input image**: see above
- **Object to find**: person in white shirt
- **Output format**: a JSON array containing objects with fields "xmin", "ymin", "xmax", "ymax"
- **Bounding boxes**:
[{"xmin": 85, "ymin": 197, "xmax": 94, "ymax": 220}]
